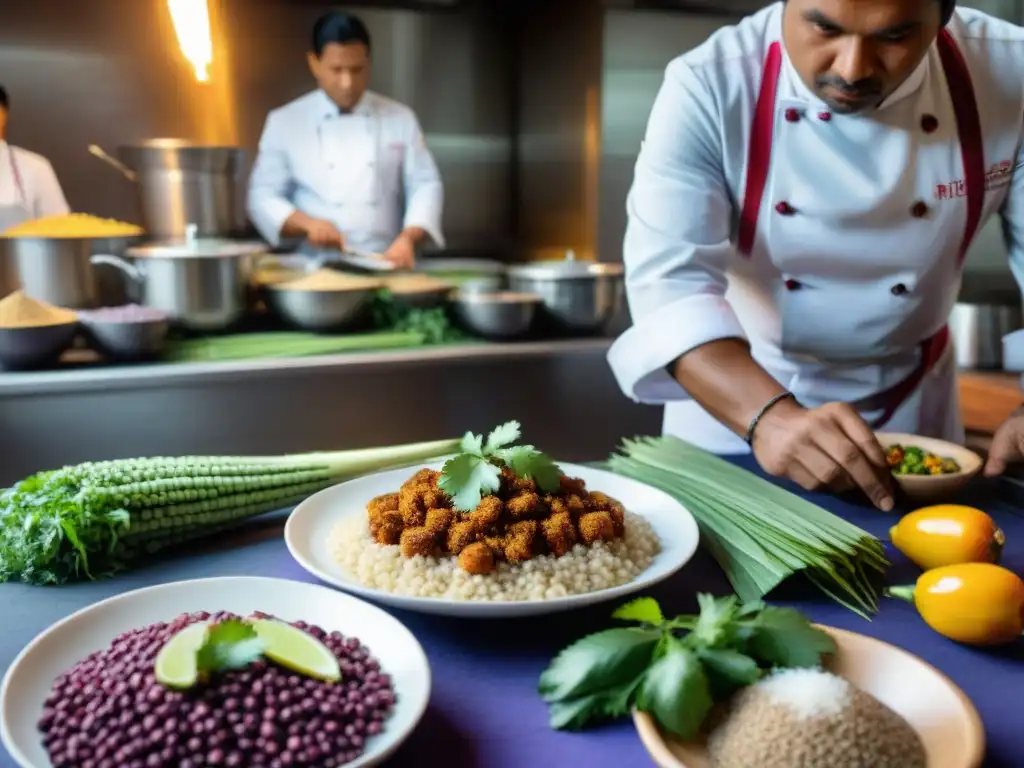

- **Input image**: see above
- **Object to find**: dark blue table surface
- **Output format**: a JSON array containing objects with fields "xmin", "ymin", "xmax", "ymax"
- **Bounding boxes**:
[{"xmin": 3, "ymin": 456, "xmax": 1023, "ymax": 767}]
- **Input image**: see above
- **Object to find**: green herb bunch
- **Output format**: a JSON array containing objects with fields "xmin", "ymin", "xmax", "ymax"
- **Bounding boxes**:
[
  {"xmin": 438, "ymin": 421, "xmax": 563, "ymax": 511},
  {"xmin": 369, "ymin": 290, "xmax": 464, "ymax": 344},
  {"xmin": 539, "ymin": 594, "xmax": 836, "ymax": 739}
]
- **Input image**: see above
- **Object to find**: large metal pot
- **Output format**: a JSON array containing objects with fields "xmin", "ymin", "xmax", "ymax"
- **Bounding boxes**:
[
  {"xmin": 950, "ymin": 302, "xmax": 1022, "ymax": 369},
  {"xmin": 0, "ymin": 235, "xmax": 141, "ymax": 308},
  {"xmin": 507, "ymin": 251, "xmax": 624, "ymax": 335},
  {"xmin": 91, "ymin": 228, "xmax": 268, "ymax": 331},
  {"xmin": 92, "ymin": 139, "xmax": 246, "ymax": 240}
]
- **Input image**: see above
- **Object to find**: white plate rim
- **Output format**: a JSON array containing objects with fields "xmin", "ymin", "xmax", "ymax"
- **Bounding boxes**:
[
  {"xmin": 0, "ymin": 576, "xmax": 431, "ymax": 768},
  {"xmin": 284, "ymin": 461, "xmax": 701, "ymax": 617}
]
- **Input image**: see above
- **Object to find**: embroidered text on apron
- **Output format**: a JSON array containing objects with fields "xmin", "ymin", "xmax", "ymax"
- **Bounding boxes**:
[{"xmin": 735, "ymin": 29, "xmax": 984, "ymax": 429}]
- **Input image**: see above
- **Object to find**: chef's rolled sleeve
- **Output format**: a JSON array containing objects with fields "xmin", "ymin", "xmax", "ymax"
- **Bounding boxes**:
[
  {"xmin": 401, "ymin": 115, "xmax": 445, "ymax": 247},
  {"xmin": 247, "ymin": 112, "xmax": 297, "ymax": 247},
  {"xmin": 607, "ymin": 59, "xmax": 744, "ymax": 405}
]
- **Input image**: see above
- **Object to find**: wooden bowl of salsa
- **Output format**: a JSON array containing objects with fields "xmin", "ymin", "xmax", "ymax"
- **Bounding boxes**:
[{"xmin": 876, "ymin": 432, "xmax": 983, "ymax": 502}]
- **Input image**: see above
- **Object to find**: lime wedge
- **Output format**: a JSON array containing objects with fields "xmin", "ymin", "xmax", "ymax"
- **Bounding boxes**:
[
  {"xmin": 154, "ymin": 622, "xmax": 209, "ymax": 689},
  {"xmin": 250, "ymin": 619, "xmax": 341, "ymax": 682}
]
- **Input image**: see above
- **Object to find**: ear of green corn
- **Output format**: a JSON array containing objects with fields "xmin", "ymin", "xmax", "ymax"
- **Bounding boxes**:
[{"xmin": 0, "ymin": 437, "xmax": 460, "ymax": 586}]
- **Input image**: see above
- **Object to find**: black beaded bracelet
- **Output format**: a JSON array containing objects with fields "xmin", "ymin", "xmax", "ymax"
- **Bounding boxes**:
[{"xmin": 744, "ymin": 391, "xmax": 797, "ymax": 446}]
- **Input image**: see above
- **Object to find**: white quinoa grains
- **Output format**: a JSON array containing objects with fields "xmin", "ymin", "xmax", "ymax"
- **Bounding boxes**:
[
  {"xmin": 707, "ymin": 668, "xmax": 927, "ymax": 768},
  {"xmin": 328, "ymin": 511, "xmax": 660, "ymax": 601}
]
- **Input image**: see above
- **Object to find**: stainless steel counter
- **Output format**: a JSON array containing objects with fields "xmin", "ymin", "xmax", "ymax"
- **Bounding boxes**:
[{"xmin": 0, "ymin": 338, "xmax": 661, "ymax": 486}]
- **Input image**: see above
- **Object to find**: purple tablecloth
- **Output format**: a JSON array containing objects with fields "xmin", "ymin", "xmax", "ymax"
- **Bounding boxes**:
[{"xmin": 3, "ymin": 456, "xmax": 1023, "ymax": 767}]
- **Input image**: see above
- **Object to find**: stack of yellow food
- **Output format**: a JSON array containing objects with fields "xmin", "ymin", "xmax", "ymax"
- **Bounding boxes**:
[
  {"xmin": 1, "ymin": 213, "xmax": 143, "ymax": 238},
  {"xmin": 0, "ymin": 290, "xmax": 77, "ymax": 328}
]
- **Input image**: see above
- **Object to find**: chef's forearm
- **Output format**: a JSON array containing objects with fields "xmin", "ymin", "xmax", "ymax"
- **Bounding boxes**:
[
  {"xmin": 400, "ymin": 226, "xmax": 427, "ymax": 245},
  {"xmin": 670, "ymin": 338, "xmax": 794, "ymax": 437}
]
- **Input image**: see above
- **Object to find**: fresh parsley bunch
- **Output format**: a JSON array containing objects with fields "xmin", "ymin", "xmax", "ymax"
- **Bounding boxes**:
[
  {"xmin": 539, "ymin": 594, "xmax": 836, "ymax": 739},
  {"xmin": 438, "ymin": 421, "xmax": 562, "ymax": 511}
]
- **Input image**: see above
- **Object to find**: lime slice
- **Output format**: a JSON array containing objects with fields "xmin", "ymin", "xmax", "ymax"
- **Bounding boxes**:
[
  {"xmin": 154, "ymin": 621, "xmax": 209, "ymax": 689},
  {"xmin": 250, "ymin": 619, "xmax": 341, "ymax": 682}
]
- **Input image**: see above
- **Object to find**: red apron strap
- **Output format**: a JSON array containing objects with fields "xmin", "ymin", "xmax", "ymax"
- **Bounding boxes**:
[
  {"xmin": 936, "ymin": 29, "xmax": 985, "ymax": 266},
  {"xmin": 737, "ymin": 41, "xmax": 782, "ymax": 257},
  {"xmin": 866, "ymin": 325, "xmax": 951, "ymax": 430}
]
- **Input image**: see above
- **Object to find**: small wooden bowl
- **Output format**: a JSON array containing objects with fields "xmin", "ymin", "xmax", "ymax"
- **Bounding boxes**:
[
  {"xmin": 876, "ymin": 432, "xmax": 983, "ymax": 502},
  {"xmin": 634, "ymin": 625, "xmax": 984, "ymax": 768}
]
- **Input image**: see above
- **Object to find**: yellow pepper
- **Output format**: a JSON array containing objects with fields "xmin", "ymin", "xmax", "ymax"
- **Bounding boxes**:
[
  {"xmin": 887, "ymin": 562, "xmax": 1024, "ymax": 646},
  {"xmin": 889, "ymin": 505, "xmax": 1004, "ymax": 571}
]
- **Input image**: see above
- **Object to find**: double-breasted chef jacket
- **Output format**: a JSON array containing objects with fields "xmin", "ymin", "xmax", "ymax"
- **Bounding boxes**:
[
  {"xmin": 607, "ymin": 3, "xmax": 1024, "ymax": 455},
  {"xmin": 0, "ymin": 140, "xmax": 70, "ymax": 233},
  {"xmin": 247, "ymin": 89, "xmax": 445, "ymax": 256}
]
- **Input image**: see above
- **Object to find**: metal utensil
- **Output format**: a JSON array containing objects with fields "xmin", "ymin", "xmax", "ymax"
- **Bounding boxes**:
[
  {"xmin": 265, "ymin": 286, "xmax": 376, "ymax": 332},
  {"xmin": 87, "ymin": 144, "xmax": 136, "ymax": 181},
  {"xmin": 507, "ymin": 250, "xmax": 624, "ymax": 335},
  {"xmin": 91, "ymin": 139, "xmax": 246, "ymax": 240},
  {"xmin": 0, "ymin": 235, "xmax": 141, "ymax": 308},
  {"xmin": 452, "ymin": 291, "xmax": 540, "ymax": 340},
  {"xmin": 950, "ymin": 302, "xmax": 1022, "ymax": 369},
  {"xmin": 81, "ymin": 317, "xmax": 170, "ymax": 361},
  {"xmin": 91, "ymin": 225, "xmax": 268, "ymax": 331}
]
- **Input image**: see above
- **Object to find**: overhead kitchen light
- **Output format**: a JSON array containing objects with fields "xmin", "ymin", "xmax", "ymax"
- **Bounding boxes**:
[{"xmin": 167, "ymin": 0, "xmax": 214, "ymax": 83}]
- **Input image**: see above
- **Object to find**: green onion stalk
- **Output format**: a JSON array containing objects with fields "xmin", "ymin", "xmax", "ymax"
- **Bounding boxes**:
[
  {"xmin": 0, "ymin": 437, "xmax": 460, "ymax": 586},
  {"xmin": 606, "ymin": 436, "xmax": 888, "ymax": 618}
]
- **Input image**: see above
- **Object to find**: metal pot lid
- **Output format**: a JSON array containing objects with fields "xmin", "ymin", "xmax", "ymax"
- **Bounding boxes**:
[
  {"xmin": 507, "ymin": 258, "xmax": 624, "ymax": 281},
  {"xmin": 126, "ymin": 238, "xmax": 268, "ymax": 259}
]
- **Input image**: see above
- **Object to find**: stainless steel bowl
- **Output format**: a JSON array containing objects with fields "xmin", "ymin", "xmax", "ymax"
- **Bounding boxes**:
[
  {"xmin": 266, "ymin": 287, "xmax": 375, "ymax": 332},
  {"xmin": 82, "ymin": 318, "xmax": 170, "ymax": 361},
  {"xmin": 453, "ymin": 291, "xmax": 541, "ymax": 340},
  {"xmin": 0, "ymin": 322, "xmax": 79, "ymax": 370},
  {"xmin": 507, "ymin": 258, "xmax": 624, "ymax": 335}
]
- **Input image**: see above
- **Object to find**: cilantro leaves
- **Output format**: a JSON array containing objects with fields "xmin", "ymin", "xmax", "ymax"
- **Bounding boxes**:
[
  {"xmin": 195, "ymin": 620, "xmax": 266, "ymax": 676},
  {"xmin": 438, "ymin": 421, "xmax": 563, "ymax": 511},
  {"xmin": 539, "ymin": 594, "xmax": 836, "ymax": 739}
]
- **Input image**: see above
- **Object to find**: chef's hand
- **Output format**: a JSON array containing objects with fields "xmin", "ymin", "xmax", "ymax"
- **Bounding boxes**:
[
  {"xmin": 304, "ymin": 219, "xmax": 345, "ymax": 250},
  {"xmin": 751, "ymin": 398, "xmax": 895, "ymax": 511},
  {"xmin": 383, "ymin": 233, "xmax": 416, "ymax": 270},
  {"xmin": 983, "ymin": 408, "xmax": 1024, "ymax": 476}
]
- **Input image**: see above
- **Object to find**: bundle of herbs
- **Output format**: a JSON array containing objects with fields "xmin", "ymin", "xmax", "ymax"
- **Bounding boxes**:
[
  {"xmin": 606, "ymin": 436, "xmax": 887, "ymax": 617},
  {"xmin": 539, "ymin": 594, "xmax": 836, "ymax": 738}
]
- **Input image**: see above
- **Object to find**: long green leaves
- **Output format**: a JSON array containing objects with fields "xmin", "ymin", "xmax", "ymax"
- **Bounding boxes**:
[{"xmin": 607, "ymin": 436, "xmax": 887, "ymax": 618}]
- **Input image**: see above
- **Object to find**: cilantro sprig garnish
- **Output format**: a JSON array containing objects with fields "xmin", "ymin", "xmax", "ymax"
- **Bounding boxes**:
[
  {"xmin": 438, "ymin": 421, "xmax": 562, "ymax": 511},
  {"xmin": 539, "ymin": 594, "xmax": 836, "ymax": 739},
  {"xmin": 196, "ymin": 619, "xmax": 266, "ymax": 676}
]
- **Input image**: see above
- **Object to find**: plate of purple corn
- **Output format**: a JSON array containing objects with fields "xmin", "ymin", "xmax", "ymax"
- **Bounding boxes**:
[{"xmin": 0, "ymin": 577, "xmax": 430, "ymax": 768}]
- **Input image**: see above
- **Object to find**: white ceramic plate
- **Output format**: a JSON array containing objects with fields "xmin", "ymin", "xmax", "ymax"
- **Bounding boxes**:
[
  {"xmin": 285, "ymin": 461, "xmax": 700, "ymax": 618},
  {"xmin": 634, "ymin": 625, "xmax": 985, "ymax": 768},
  {"xmin": 0, "ymin": 577, "xmax": 431, "ymax": 768}
]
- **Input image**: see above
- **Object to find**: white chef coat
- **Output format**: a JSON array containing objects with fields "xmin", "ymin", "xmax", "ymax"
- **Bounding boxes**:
[
  {"xmin": 0, "ymin": 140, "xmax": 70, "ymax": 232},
  {"xmin": 246, "ymin": 89, "xmax": 445, "ymax": 256},
  {"xmin": 607, "ymin": 4, "xmax": 1024, "ymax": 454}
]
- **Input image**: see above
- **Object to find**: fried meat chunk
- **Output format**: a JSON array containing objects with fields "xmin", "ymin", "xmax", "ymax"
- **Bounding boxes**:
[
  {"xmin": 541, "ymin": 511, "xmax": 577, "ymax": 557},
  {"xmin": 400, "ymin": 526, "xmax": 438, "ymax": 558},
  {"xmin": 470, "ymin": 496, "xmax": 503, "ymax": 528},
  {"xmin": 458, "ymin": 542, "xmax": 496, "ymax": 574},
  {"xmin": 447, "ymin": 519, "xmax": 479, "ymax": 554},
  {"xmin": 503, "ymin": 520, "xmax": 538, "ymax": 563},
  {"xmin": 578, "ymin": 511, "xmax": 617, "ymax": 544},
  {"xmin": 506, "ymin": 492, "xmax": 542, "ymax": 519}
]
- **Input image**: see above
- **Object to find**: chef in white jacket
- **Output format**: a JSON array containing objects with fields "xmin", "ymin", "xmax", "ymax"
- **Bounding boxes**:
[
  {"xmin": 608, "ymin": 0, "xmax": 1024, "ymax": 509},
  {"xmin": 0, "ymin": 84, "xmax": 71, "ymax": 232},
  {"xmin": 247, "ymin": 11, "xmax": 444, "ymax": 269}
]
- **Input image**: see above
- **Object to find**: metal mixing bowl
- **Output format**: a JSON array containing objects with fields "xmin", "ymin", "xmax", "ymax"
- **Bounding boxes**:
[
  {"xmin": 0, "ymin": 322, "xmax": 79, "ymax": 370},
  {"xmin": 453, "ymin": 291, "xmax": 541, "ymax": 340},
  {"xmin": 82, "ymin": 318, "xmax": 170, "ymax": 361},
  {"xmin": 507, "ymin": 258, "xmax": 624, "ymax": 335},
  {"xmin": 266, "ymin": 286, "xmax": 376, "ymax": 332}
]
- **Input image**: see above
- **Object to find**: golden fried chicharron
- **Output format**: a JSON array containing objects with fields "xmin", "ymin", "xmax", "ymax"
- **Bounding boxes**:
[{"xmin": 366, "ymin": 467, "xmax": 627, "ymax": 575}]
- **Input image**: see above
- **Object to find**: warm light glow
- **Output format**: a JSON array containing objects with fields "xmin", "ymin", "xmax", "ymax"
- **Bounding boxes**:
[{"xmin": 167, "ymin": 0, "xmax": 213, "ymax": 83}]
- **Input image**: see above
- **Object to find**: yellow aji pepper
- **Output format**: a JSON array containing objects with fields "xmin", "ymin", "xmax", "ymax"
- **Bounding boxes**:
[
  {"xmin": 889, "ymin": 505, "xmax": 1005, "ymax": 571},
  {"xmin": 887, "ymin": 562, "xmax": 1024, "ymax": 646}
]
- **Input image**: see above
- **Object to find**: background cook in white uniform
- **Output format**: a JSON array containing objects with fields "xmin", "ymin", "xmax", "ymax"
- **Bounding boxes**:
[
  {"xmin": 0, "ymin": 84, "xmax": 71, "ymax": 233},
  {"xmin": 247, "ymin": 11, "xmax": 444, "ymax": 270},
  {"xmin": 607, "ymin": 0, "xmax": 1024, "ymax": 507}
]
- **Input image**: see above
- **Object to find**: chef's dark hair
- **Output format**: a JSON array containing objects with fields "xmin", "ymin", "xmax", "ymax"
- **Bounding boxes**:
[
  {"xmin": 941, "ymin": 0, "xmax": 956, "ymax": 24},
  {"xmin": 0, "ymin": 86, "xmax": 7, "ymax": 111},
  {"xmin": 311, "ymin": 11, "xmax": 371, "ymax": 57}
]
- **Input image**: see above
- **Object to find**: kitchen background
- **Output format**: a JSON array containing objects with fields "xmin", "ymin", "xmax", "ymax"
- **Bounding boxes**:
[{"xmin": 0, "ymin": 0, "xmax": 1022, "ymax": 272}]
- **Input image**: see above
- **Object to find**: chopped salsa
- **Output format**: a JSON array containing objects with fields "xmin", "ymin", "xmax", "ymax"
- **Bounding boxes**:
[{"xmin": 886, "ymin": 444, "xmax": 961, "ymax": 476}]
